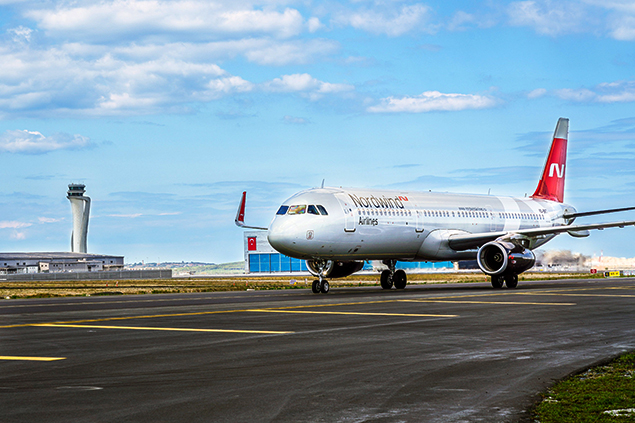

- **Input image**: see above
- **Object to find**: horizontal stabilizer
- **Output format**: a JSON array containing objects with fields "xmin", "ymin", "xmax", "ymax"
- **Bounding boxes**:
[{"xmin": 563, "ymin": 206, "xmax": 635, "ymax": 220}]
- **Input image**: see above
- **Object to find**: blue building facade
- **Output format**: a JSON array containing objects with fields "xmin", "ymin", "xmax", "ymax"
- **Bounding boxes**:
[{"xmin": 243, "ymin": 230, "xmax": 454, "ymax": 274}]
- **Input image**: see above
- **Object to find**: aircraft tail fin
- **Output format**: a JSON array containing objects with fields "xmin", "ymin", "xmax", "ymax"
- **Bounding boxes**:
[{"xmin": 531, "ymin": 118, "xmax": 568, "ymax": 203}]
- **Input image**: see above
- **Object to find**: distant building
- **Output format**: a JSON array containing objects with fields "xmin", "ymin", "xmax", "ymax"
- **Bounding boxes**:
[
  {"xmin": 67, "ymin": 184, "xmax": 91, "ymax": 253},
  {"xmin": 0, "ymin": 252, "xmax": 124, "ymax": 275},
  {"xmin": 243, "ymin": 230, "xmax": 308, "ymax": 273}
]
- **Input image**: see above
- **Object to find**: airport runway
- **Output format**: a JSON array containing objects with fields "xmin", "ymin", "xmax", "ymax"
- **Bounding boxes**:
[{"xmin": 1, "ymin": 278, "xmax": 635, "ymax": 422}]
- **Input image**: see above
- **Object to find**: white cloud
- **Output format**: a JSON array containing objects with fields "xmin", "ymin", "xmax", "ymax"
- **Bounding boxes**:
[
  {"xmin": 527, "ymin": 88, "xmax": 547, "ymax": 99},
  {"xmin": 0, "ymin": 44, "xmax": 259, "ymax": 115},
  {"xmin": 27, "ymin": 1, "xmax": 305, "ymax": 40},
  {"xmin": 307, "ymin": 17, "xmax": 323, "ymax": 33},
  {"xmin": 0, "ymin": 130, "xmax": 93, "ymax": 154},
  {"xmin": 243, "ymin": 39, "xmax": 339, "ymax": 65},
  {"xmin": 264, "ymin": 73, "xmax": 321, "ymax": 92},
  {"xmin": 447, "ymin": 11, "xmax": 476, "ymax": 31},
  {"xmin": 283, "ymin": 115, "xmax": 309, "ymax": 124},
  {"xmin": 609, "ymin": 14, "xmax": 635, "ymax": 40},
  {"xmin": 8, "ymin": 26, "xmax": 34, "ymax": 44},
  {"xmin": 0, "ymin": 221, "xmax": 32, "ymax": 229},
  {"xmin": 263, "ymin": 73, "xmax": 354, "ymax": 99},
  {"xmin": 0, "ymin": 31, "xmax": 342, "ymax": 116},
  {"xmin": 0, "ymin": 0, "xmax": 348, "ymax": 118},
  {"xmin": 335, "ymin": 4, "xmax": 432, "ymax": 36},
  {"xmin": 108, "ymin": 213, "xmax": 143, "ymax": 218},
  {"xmin": 554, "ymin": 88, "xmax": 597, "ymax": 102},
  {"xmin": 38, "ymin": 217, "xmax": 63, "ymax": 223},
  {"xmin": 507, "ymin": 0, "xmax": 590, "ymax": 36},
  {"xmin": 368, "ymin": 91, "xmax": 499, "ymax": 113},
  {"xmin": 546, "ymin": 81, "xmax": 635, "ymax": 103}
]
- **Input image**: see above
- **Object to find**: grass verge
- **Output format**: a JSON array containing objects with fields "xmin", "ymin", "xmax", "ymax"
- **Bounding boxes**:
[
  {"xmin": 0, "ymin": 272, "xmax": 603, "ymax": 299},
  {"xmin": 532, "ymin": 352, "xmax": 635, "ymax": 422}
]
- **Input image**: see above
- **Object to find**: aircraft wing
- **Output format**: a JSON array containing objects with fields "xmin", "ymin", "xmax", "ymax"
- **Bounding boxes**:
[{"xmin": 448, "ymin": 220, "xmax": 635, "ymax": 251}]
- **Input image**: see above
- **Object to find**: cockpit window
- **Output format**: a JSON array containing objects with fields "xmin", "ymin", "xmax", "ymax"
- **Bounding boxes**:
[
  {"xmin": 288, "ymin": 205, "xmax": 306, "ymax": 215},
  {"xmin": 307, "ymin": 205, "xmax": 319, "ymax": 215},
  {"xmin": 276, "ymin": 205, "xmax": 289, "ymax": 215},
  {"xmin": 316, "ymin": 205, "xmax": 328, "ymax": 215}
]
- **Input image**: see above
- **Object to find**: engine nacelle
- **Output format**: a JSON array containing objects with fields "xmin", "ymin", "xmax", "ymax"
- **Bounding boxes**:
[
  {"xmin": 306, "ymin": 260, "xmax": 364, "ymax": 279},
  {"xmin": 476, "ymin": 241, "xmax": 536, "ymax": 276}
]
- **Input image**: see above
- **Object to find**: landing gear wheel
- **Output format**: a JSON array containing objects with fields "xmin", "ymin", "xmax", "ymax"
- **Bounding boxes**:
[
  {"xmin": 312, "ymin": 280, "xmax": 321, "ymax": 294},
  {"xmin": 320, "ymin": 280, "xmax": 330, "ymax": 294},
  {"xmin": 491, "ymin": 275, "xmax": 504, "ymax": 289},
  {"xmin": 380, "ymin": 270, "xmax": 393, "ymax": 289},
  {"xmin": 505, "ymin": 274, "xmax": 518, "ymax": 289},
  {"xmin": 393, "ymin": 269, "xmax": 407, "ymax": 289}
]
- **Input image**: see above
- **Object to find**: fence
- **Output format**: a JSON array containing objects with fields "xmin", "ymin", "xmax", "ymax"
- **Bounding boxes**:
[{"xmin": 0, "ymin": 269, "xmax": 172, "ymax": 281}]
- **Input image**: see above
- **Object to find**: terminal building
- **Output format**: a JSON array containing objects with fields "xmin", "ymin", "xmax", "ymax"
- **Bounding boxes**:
[
  {"xmin": 243, "ymin": 230, "xmax": 455, "ymax": 274},
  {"xmin": 0, "ymin": 252, "xmax": 124, "ymax": 275}
]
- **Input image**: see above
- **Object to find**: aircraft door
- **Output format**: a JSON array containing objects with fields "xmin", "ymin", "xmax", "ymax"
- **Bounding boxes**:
[
  {"xmin": 415, "ymin": 209, "xmax": 424, "ymax": 232},
  {"xmin": 336, "ymin": 195, "xmax": 356, "ymax": 232}
]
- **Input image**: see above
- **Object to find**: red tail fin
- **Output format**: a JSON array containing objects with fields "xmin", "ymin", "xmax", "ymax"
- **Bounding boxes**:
[{"xmin": 531, "ymin": 118, "xmax": 568, "ymax": 203}]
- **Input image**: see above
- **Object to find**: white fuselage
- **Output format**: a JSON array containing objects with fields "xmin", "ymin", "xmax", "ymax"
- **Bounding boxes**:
[{"xmin": 267, "ymin": 187, "xmax": 575, "ymax": 262}]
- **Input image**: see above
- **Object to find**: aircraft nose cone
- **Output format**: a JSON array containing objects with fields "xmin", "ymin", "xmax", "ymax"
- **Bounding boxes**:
[
  {"xmin": 268, "ymin": 217, "xmax": 316, "ymax": 259},
  {"xmin": 267, "ymin": 220, "xmax": 297, "ymax": 257}
]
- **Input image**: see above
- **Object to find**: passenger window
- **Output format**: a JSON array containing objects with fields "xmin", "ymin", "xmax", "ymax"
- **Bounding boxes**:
[
  {"xmin": 276, "ymin": 205, "xmax": 289, "ymax": 215},
  {"xmin": 288, "ymin": 205, "xmax": 306, "ymax": 215},
  {"xmin": 316, "ymin": 205, "xmax": 328, "ymax": 215}
]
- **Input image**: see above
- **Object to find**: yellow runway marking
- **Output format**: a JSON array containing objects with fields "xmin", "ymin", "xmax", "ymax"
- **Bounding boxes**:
[
  {"xmin": 0, "ymin": 310, "xmax": 244, "ymax": 328},
  {"xmin": 514, "ymin": 292, "xmax": 635, "ymax": 298},
  {"xmin": 248, "ymin": 309, "xmax": 458, "ymax": 317},
  {"xmin": 402, "ymin": 299, "xmax": 576, "ymax": 306},
  {"xmin": 0, "ymin": 356, "xmax": 66, "ymax": 361},
  {"xmin": 12, "ymin": 286, "xmax": 634, "ymax": 330},
  {"xmin": 33, "ymin": 324, "xmax": 292, "ymax": 334},
  {"xmin": 0, "ymin": 299, "xmax": 449, "ymax": 328}
]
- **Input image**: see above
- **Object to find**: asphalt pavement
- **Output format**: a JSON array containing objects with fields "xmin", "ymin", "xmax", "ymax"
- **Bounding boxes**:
[{"xmin": 1, "ymin": 277, "xmax": 634, "ymax": 422}]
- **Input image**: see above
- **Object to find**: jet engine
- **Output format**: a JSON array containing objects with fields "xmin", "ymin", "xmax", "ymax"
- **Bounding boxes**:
[
  {"xmin": 306, "ymin": 260, "xmax": 364, "ymax": 279},
  {"xmin": 476, "ymin": 241, "xmax": 536, "ymax": 276}
]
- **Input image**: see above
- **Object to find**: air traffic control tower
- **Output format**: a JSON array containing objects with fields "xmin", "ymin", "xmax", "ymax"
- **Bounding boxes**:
[{"xmin": 67, "ymin": 184, "xmax": 91, "ymax": 253}]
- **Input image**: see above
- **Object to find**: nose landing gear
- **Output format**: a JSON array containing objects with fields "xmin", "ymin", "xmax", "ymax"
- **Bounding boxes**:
[
  {"xmin": 310, "ymin": 260, "xmax": 331, "ymax": 294},
  {"xmin": 311, "ymin": 279, "xmax": 330, "ymax": 294}
]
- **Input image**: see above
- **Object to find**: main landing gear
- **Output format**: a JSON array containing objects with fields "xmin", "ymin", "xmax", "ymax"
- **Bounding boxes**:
[
  {"xmin": 490, "ymin": 274, "xmax": 519, "ymax": 289},
  {"xmin": 380, "ymin": 260, "xmax": 408, "ymax": 290}
]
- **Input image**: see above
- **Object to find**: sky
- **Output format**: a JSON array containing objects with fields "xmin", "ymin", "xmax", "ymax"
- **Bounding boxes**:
[{"xmin": 2, "ymin": 0, "xmax": 635, "ymax": 264}]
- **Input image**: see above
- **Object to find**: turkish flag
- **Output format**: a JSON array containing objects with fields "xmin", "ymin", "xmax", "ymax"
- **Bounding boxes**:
[{"xmin": 248, "ymin": 237, "xmax": 257, "ymax": 251}]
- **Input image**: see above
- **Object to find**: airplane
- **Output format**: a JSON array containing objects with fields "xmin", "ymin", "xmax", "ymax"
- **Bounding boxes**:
[{"xmin": 236, "ymin": 118, "xmax": 635, "ymax": 293}]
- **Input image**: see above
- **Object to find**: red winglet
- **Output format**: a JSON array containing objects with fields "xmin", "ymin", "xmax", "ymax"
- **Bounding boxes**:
[{"xmin": 235, "ymin": 191, "xmax": 246, "ymax": 227}]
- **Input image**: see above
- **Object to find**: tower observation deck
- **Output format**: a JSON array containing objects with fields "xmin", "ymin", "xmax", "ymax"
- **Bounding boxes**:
[{"xmin": 67, "ymin": 184, "xmax": 91, "ymax": 253}]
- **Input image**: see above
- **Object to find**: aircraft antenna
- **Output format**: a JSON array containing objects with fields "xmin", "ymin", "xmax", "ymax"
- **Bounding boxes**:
[{"xmin": 321, "ymin": 179, "xmax": 325, "ymax": 188}]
